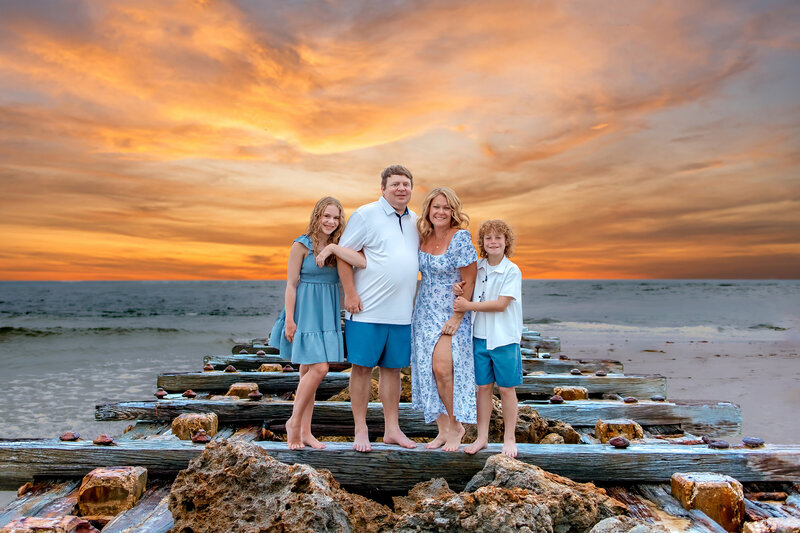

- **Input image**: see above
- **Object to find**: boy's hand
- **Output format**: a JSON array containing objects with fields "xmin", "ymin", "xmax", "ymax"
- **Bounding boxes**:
[
  {"xmin": 452, "ymin": 280, "xmax": 465, "ymax": 296},
  {"xmin": 453, "ymin": 296, "xmax": 470, "ymax": 313},
  {"xmin": 442, "ymin": 316, "xmax": 460, "ymax": 336}
]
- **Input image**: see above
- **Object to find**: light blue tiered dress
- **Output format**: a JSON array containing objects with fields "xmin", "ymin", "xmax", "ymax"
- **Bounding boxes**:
[
  {"xmin": 411, "ymin": 229, "xmax": 478, "ymax": 424},
  {"xmin": 269, "ymin": 235, "xmax": 344, "ymax": 364}
]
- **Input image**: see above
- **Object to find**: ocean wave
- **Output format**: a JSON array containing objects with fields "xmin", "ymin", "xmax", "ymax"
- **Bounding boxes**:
[
  {"xmin": 749, "ymin": 323, "xmax": 788, "ymax": 331},
  {"xmin": 523, "ymin": 317, "xmax": 562, "ymax": 324},
  {"xmin": 0, "ymin": 325, "xmax": 186, "ymax": 340}
]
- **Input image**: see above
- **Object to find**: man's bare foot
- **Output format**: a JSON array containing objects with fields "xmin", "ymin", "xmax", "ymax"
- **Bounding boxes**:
[
  {"xmin": 353, "ymin": 429, "xmax": 372, "ymax": 452},
  {"xmin": 426, "ymin": 433, "xmax": 447, "ymax": 449},
  {"xmin": 286, "ymin": 417, "xmax": 304, "ymax": 450},
  {"xmin": 302, "ymin": 433, "xmax": 326, "ymax": 449},
  {"xmin": 502, "ymin": 440, "xmax": 518, "ymax": 458},
  {"xmin": 384, "ymin": 429, "xmax": 417, "ymax": 449},
  {"xmin": 442, "ymin": 424, "xmax": 465, "ymax": 452},
  {"xmin": 464, "ymin": 438, "xmax": 488, "ymax": 455}
]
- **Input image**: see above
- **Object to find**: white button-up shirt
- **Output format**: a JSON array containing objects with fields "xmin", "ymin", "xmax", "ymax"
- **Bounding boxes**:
[
  {"xmin": 472, "ymin": 256, "xmax": 523, "ymax": 350},
  {"xmin": 339, "ymin": 196, "xmax": 420, "ymax": 325}
]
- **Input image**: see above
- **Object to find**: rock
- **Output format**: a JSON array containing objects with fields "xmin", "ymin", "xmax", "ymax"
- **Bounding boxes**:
[
  {"xmin": 0, "ymin": 517, "xmax": 99, "ymax": 533},
  {"xmin": 327, "ymin": 374, "xmax": 412, "ymax": 403},
  {"xmin": 171, "ymin": 413, "xmax": 218, "ymax": 440},
  {"xmin": 77, "ymin": 466, "xmax": 147, "ymax": 520},
  {"xmin": 539, "ymin": 433, "xmax": 565, "ymax": 444},
  {"xmin": 590, "ymin": 516, "xmax": 669, "ymax": 533},
  {"xmin": 671, "ymin": 472, "xmax": 745, "ymax": 532},
  {"xmin": 464, "ymin": 398, "xmax": 580, "ymax": 444},
  {"xmin": 464, "ymin": 454, "xmax": 627, "ymax": 531},
  {"xmin": 392, "ymin": 478, "xmax": 457, "ymax": 515},
  {"xmin": 224, "ymin": 382, "xmax": 259, "ymax": 399},
  {"xmin": 257, "ymin": 363, "xmax": 284, "ymax": 372},
  {"xmin": 743, "ymin": 517, "xmax": 800, "ymax": 533},
  {"xmin": 554, "ymin": 386, "xmax": 589, "ymax": 401},
  {"xmin": 168, "ymin": 439, "xmax": 395, "ymax": 533},
  {"xmin": 594, "ymin": 419, "xmax": 644, "ymax": 443}
]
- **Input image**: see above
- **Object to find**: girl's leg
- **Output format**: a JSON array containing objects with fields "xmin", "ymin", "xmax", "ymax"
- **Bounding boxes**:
[
  {"xmin": 497, "ymin": 386, "xmax": 519, "ymax": 457},
  {"xmin": 431, "ymin": 335, "xmax": 464, "ymax": 452},
  {"xmin": 465, "ymin": 383, "xmax": 494, "ymax": 454},
  {"xmin": 286, "ymin": 362, "xmax": 329, "ymax": 450}
]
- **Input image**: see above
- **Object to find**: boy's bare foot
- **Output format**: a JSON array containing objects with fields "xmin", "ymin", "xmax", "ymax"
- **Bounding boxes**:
[
  {"xmin": 464, "ymin": 438, "xmax": 488, "ymax": 455},
  {"xmin": 302, "ymin": 433, "xmax": 326, "ymax": 449},
  {"xmin": 441, "ymin": 424, "xmax": 465, "ymax": 452},
  {"xmin": 502, "ymin": 440, "xmax": 518, "ymax": 458},
  {"xmin": 286, "ymin": 417, "xmax": 304, "ymax": 450},
  {"xmin": 353, "ymin": 429, "xmax": 372, "ymax": 452},
  {"xmin": 384, "ymin": 429, "xmax": 417, "ymax": 449},
  {"xmin": 425, "ymin": 433, "xmax": 447, "ymax": 449}
]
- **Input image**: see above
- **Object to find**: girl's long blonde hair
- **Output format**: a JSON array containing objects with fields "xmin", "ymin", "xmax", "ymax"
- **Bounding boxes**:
[
  {"xmin": 417, "ymin": 187, "xmax": 470, "ymax": 243},
  {"xmin": 305, "ymin": 196, "xmax": 345, "ymax": 266}
]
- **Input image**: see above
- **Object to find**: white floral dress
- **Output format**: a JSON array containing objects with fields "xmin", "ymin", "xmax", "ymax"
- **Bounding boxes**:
[{"xmin": 411, "ymin": 229, "xmax": 478, "ymax": 424}]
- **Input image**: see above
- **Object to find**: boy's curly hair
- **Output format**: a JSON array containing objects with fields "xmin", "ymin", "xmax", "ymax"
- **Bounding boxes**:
[{"xmin": 477, "ymin": 219, "xmax": 515, "ymax": 258}]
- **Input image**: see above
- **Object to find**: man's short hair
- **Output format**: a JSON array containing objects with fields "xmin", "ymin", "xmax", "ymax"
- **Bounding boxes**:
[{"xmin": 380, "ymin": 165, "xmax": 414, "ymax": 188}]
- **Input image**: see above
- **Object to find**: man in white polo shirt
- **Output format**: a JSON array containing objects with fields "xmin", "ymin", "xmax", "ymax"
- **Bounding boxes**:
[{"xmin": 337, "ymin": 165, "xmax": 420, "ymax": 452}]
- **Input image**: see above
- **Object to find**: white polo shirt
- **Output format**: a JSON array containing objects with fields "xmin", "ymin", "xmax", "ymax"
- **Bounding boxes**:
[
  {"xmin": 472, "ymin": 256, "xmax": 523, "ymax": 350},
  {"xmin": 339, "ymin": 196, "xmax": 420, "ymax": 325}
]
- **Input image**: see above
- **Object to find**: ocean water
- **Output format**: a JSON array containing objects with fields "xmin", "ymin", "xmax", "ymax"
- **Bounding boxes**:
[{"xmin": 0, "ymin": 280, "xmax": 797, "ymax": 440}]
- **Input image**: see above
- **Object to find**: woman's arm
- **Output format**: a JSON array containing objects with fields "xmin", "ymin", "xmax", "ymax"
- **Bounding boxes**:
[
  {"xmin": 283, "ymin": 241, "xmax": 306, "ymax": 342},
  {"xmin": 442, "ymin": 261, "xmax": 477, "ymax": 335},
  {"xmin": 454, "ymin": 295, "xmax": 513, "ymax": 313},
  {"xmin": 317, "ymin": 244, "xmax": 367, "ymax": 269}
]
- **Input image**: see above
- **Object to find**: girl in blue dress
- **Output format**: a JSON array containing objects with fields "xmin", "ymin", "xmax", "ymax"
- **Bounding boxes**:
[{"xmin": 271, "ymin": 197, "xmax": 366, "ymax": 450}]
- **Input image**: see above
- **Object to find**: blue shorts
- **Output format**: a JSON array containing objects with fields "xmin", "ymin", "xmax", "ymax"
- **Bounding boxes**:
[
  {"xmin": 344, "ymin": 320, "xmax": 411, "ymax": 369},
  {"xmin": 473, "ymin": 338, "xmax": 523, "ymax": 387}
]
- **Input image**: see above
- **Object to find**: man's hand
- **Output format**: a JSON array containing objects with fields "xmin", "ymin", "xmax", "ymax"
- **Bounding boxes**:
[
  {"xmin": 441, "ymin": 316, "xmax": 460, "ymax": 336},
  {"xmin": 344, "ymin": 292, "xmax": 363, "ymax": 314},
  {"xmin": 452, "ymin": 280, "xmax": 465, "ymax": 295},
  {"xmin": 284, "ymin": 320, "xmax": 297, "ymax": 343},
  {"xmin": 453, "ymin": 296, "xmax": 471, "ymax": 313}
]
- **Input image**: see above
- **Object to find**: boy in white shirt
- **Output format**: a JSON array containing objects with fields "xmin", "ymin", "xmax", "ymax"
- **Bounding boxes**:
[{"xmin": 454, "ymin": 219, "xmax": 523, "ymax": 457}]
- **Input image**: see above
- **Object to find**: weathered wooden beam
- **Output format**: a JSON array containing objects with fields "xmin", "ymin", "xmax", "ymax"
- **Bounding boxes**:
[
  {"xmin": 517, "ymin": 374, "xmax": 666, "ymax": 399},
  {"xmin": 0, "ymin": 480, "xmax": 80, "ymax": 527},
  {"xmin": 202, "ymin": 354, "xmax": 351, "ymax": 372},
  {"xmin": 95, "ymin": 399, "xmax": 740, "ymax": 437},
  {"xmin": 101, "ymin": 484, "xmax": 172, "ymax": 533},
  {"xmin": 1, "ymin": 441, "xmax": 798, "ymax": 492},
  {"xmin": 230, "ymin": 342, "xmax": 278, "ymax": 355}
]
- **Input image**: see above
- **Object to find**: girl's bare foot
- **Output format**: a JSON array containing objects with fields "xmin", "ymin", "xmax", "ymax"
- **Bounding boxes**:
[
  {"xmin": 286, "ymin": 417, "xmax": 304, "ymax": 450},
  {"xmin": 384, "ymin": 429, "xmax": 418, "ymax": 449},
  {"xmin": 464, "ymin": 438, "xmax": 488, "ymax": 455},
  {"xmin": 302, "ymin": 433, "xmax": 326, "ymax": 449},
  {"xmin": 426, "ymin": 433, "xmax": 447, "ymax": 449},
  {"xmin": 442, "ymin": 424, "xmax": 465, "ymax": 452},
  {"xmin": 502, "ymin": 440, "xmax": 518, "ymax": 458},
  {"xmin": 353, "ymin": 429, "xmax": 372, "ymax": 452}
]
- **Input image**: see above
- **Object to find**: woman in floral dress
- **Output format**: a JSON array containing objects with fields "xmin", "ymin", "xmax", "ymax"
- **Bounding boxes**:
[{"xmin": 411, "ymin": 187, "xmax": 477, "ymax": 451}]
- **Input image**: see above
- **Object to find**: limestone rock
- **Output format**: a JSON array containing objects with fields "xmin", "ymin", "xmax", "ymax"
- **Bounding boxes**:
[
  {"xmin": 257, "ymin": 363, "xmax": 283, "ymax": 372},
  {"xmin": 464, "ymin": 454, "xmax": 627, "ymax": 532},
  {"xmin": 743, "ymin": 517, "xmax": 800, "ymax": 533},
  {"xmin": 224, "ymin": 382, "xmax": 259, "ymax": 399},
  {"xmin": 327, "ymin": 374, "xmax": 412, "ymax": 402},
  {"xmin": 671, "ymin": 472, "xmax": 744, "ymax": 532},
  {"xmin": 171, "ymin": 412, "xmax": 218, "ymax": 440},
  {"xmin": 554, "ymin": 386, "xmax": 589, "ymax": 401},
  {"xmin": 168, "ymin": 439, "xmax": 395, "ymax": 533},
  {"xmin": 464, "ymin": 398, "xmax": 580, "ymax": 444},
  {"xmin": 0, "ymin": 516, "xmax": 99, "ymax": 532},
  {"xmin": 594, "ymin": 419, "xmax": 644, "ymax": 443},
  {"xmin": 590, "ymin": 516, "xmax": 668, "ymax": 533},
  {"xmin": 540, "ymin": 432, "xmax": 565, "ymax": 444},
  {"xmin": 77, "ymin": 466, "xmax": 147, "ymax": 520},
  {"xmin": 392, "ymin": 478, "xmax": 457, "ymax": 515}
]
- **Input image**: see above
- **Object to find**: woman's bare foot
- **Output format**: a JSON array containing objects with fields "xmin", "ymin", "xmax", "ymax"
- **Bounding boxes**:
[
  {"xmin": 502, "ymin": 440, "xmax": 518, "ymax": 457},
  {"xmin": 464, "ymin": 438, "xmax": 488, "ymax": 455},
  {"xmin": 384, "ymin": 429, "xmax": 418, "ymax": 449},
  {"xmin": 426, "ymin": 433, "xmax": 447, "ymax": 449},
  {"xmin": 286, "ymin": 417, "xmax": 304, "ymax": 450},
  {"xmin": 353, "ymin": 428, "xmax": 372, "ymax": 452},
  {"xmin": 441, "ymin": 423, "xmax": 465, "ymax": 452},
  {"xmin": 302, "ymin": 433, "xmax": 326, "ymax": 449}
]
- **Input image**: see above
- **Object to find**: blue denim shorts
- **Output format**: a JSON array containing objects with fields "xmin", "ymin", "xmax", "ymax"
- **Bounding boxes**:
[
  {"xmin": 344, "ymin": 320, "xmax": 411, "ymax": 368},
  {"xmin": 473, "ymin": 338, "xmax": 522, "ymax": 387}
]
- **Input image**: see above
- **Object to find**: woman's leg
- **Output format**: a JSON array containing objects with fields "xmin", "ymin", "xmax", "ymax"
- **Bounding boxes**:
[
  {"xmin": 465, "ymin": 383, "xmax": 494, "ymax": 454},
  {"xmin": 430, "ymin": 335, "xmax": 464, "ymax": 451},
  {"xmin": 498, "ymin": 386, "xmax": 518, "ymax": 457},
  {"xmin": 286, "ymin": 362, "xmax": 329, "ymax": 449}
]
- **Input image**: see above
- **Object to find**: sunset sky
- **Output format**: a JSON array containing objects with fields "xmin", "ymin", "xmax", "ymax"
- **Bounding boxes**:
[{"xmin": 1, "ymin": 0, "xmax": 798, "ymax": 280}]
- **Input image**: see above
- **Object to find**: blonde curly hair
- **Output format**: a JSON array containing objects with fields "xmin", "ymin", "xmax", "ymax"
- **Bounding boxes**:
[{"xmin": 477, "ymin": 219, "xmax": 515, "ymax": 258}]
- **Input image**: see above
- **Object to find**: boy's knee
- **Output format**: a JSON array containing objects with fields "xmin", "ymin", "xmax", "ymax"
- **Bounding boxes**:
[
  {"xmin": 498, "ymin": 386, "xmax": 517, "ymax": 395},
  {"xmin": 351, "ymin": 365, "xmax": 373, "ymax": 377},
  {"xmin": 477, "ymin": 383, "xmax": 494, "ymax": 392}
]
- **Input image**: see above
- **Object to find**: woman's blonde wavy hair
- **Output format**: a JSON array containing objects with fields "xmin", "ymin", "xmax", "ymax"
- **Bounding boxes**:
[
  {"xmin": 305, "ymin": 196, "xmax": 345, "ymax": 267},
  {"xmin": 417, "ymin": 187, "xmax": 470, "ymax": 243}
]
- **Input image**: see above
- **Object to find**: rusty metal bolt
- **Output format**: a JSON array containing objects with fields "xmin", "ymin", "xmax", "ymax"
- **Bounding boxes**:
[
  {"xmin": 549, "ymin": 395, "xmax": 564, "ymax": 404},
  {"xmin": 609, "ymin": 436, "xmax": 630, "ymax": 448},
  {"xmin": 256, "ymin": 350, "xmax": 266, "ymax": 355},
  {"xmin": 708, "ymin": 440, "xmax": 730, "ymax": 449},
  {"xmin": 570, "ymin": 368, "xmax": 582, "ymax": 375},
  {"xmin": 282, "ymin": 365, "xmax": 294, "ymax": 372},
  {"xmin": 93, "ymin": 434, "xmax": 115, "ymax": 445},
  {"xmin": 224, "ymin": 365, "xmax": 237, "ymax": 373},
  {"xmin": 59, "ymin": 431, "xmax": 80, "ymax": 441},
  {"xmin": 558, "ymin": 354, "xmax": 570, "ymax": 360},
  {"xmin": 182, "ymin": 389, "xmax": 197, "ymax": 399},
  {"xmin": 203, "ymin": 363, "xmax": 215, "ymax": 371},
  {"xmin": 191, "ymin": 429, "xmax": 211, "ymax": 444},
  {"xmin": 540, "ymin": 353, "xmax": 551, "ymax": 359},
  {"xmin": 742, "ymin": 437, "xmax": 765, "ymax": 448},
  {"xmin": 154, "ymin": 388, "xmax": 167, "ymax": 399},
  {"xmin": 650, "ymin": 395, "xmax": 666, "ymax": 402},
  {"xmin": 595, "ymin": 370, "xmax": 607, "ymax": 376},
  {"xmin": 248, "ymin": 390, "xmax": 263, "ymax": 401},
  {"xmin": 623, "ymin": 396, "xmax": 638, "ymax": 403},
  {"xmin": 239, "ymin": 349, "xmax": 249, "ymax": 354}
]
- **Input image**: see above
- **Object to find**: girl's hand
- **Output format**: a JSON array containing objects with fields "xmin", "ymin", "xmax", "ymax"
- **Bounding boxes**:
[
  {"xmin": 316, "ymin": 245, "xmax": 334, "ymax": 267},
  {"xmin": 453, "ymin": 280, "xmax": 465, "ymax": 295},
  {"xmin": 284, "ymin": 320, "xmax": 297, "ymax": 343},
  {"xmin": 441, "ymin": 316, "xmax": 461, "ymax": 336},
  {"xmin": 453, "ymin": 296, "xmax": 470, "ymax": 313}
]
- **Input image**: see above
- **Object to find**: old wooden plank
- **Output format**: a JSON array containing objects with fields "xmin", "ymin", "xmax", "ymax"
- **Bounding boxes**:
[
  {"xmin": 1, "ymin": 441, "xmax": 799, "ymax": 492},
  {"xmin": 0, "ymin": 480, "xmax": 80, "ymax": 527},
  {"xmin": 102, "ymin": 483, "xmax": 172, "ymax": 533},
  {"xmin": 517, "ymin": 374, "xmax": 667, "ymax": 398},
  {"xmin": 230, "ymin": 343, "xmax": 279, "ymax": 355},
  {"xmin": 156, "ymin": 371, "xmax": 351, "ymax": 397}
]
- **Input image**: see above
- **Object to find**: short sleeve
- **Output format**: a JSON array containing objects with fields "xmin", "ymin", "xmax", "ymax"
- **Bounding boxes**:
[
  {"xmin": 294, "ymin": 234, "xmax": 312, "ymax": 250},
  {"xmin": 339, "ymin": 210, "xmax": 367, "ymax": 251},
  {"xmin": 499, "ymin": 263, "xmax": 522, "ymax": 301},
  {"xmin": 451, "ymin": 230, "xmax": 477, "ymax": 268}
]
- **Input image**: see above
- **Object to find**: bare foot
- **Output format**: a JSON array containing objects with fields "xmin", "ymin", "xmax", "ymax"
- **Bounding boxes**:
[
  {"xmin": 426, "ymin": 433, "xmax": 447, "ymax": 449},
  {"xmin": 464, "ymin": 438, "xmax": 488, "ymax": 455},
  {"xmin": 302, "ymin": 433, "xmax": 326, "ymax": 449},
  {"xmin": 286, "ymin": 417, "xmax": 304, "ymax": 450},
  {"xmin": 353, "ymin": 429, "xmax": 371, "ymax": 452},
  {"xmin": 384, "ymin": 429, "xmax": 417, "ymax": 449},
  {"xmin": 502, "ymin": 440, "xmax": 518, "ymax": 458},
  {"xmin": 442, "ymin": 424, "xmax": 465, "ymax": 452}
]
